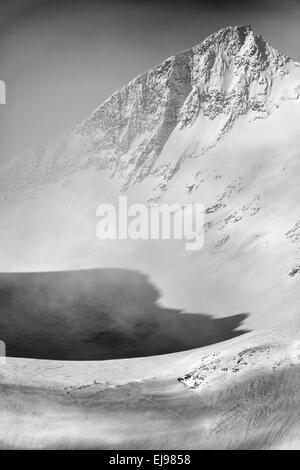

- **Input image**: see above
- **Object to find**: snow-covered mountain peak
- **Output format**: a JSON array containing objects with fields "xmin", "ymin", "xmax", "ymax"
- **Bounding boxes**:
[
  {"xmin": 191, "ymin": 24, "xmax": 288, "ymax": 80},
  {"xmin": 0, "ymin": 26, "xmax": 299, "ymax": 192}
]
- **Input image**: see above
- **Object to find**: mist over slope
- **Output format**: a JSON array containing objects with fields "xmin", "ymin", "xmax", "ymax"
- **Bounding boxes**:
[{"xmin": 0, "ymin": 25, "xmax": 299, "ymax": 332}]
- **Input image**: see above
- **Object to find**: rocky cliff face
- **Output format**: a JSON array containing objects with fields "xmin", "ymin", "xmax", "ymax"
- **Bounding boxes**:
[{"xmin": 1, "ymin": 25, "xmax": 299, "ymax": 194}]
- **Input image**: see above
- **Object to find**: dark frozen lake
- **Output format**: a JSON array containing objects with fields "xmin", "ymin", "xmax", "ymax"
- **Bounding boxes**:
[{"xmin": 0, "ymin": 269, "xmax": 249, "ymax": 360}]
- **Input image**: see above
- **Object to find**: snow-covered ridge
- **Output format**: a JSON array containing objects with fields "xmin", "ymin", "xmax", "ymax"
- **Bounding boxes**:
[{"xmin": 1, "ymin": 25, "xmax": 299, "ymax": 194}]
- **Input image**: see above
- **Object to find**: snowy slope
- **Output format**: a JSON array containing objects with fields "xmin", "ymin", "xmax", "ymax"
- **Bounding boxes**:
[{"xmin": 0, "ymin": 24, "xmax": 299, "ymax": 334}]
